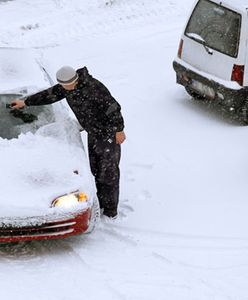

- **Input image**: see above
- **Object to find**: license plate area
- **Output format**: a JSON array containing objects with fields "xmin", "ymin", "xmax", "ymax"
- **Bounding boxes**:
[{"xmin": 191, "ymin": 80, "xmax": 216, "ymax": 99}]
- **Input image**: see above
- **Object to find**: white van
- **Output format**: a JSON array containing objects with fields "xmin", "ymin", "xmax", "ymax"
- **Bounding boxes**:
[{"xmin": 173, "ymin": 0, "xmax": 248, "ymax": 123}]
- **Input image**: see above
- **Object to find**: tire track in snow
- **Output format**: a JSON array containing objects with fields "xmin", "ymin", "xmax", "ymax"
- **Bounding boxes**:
[{"xmin": 66, "ymin": 221, "xmax": 237, "ymax": 300}]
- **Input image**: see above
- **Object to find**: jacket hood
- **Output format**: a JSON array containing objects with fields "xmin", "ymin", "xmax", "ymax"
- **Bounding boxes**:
[{"xmin": 77, "ymin": 67, "xmax": 93, "ymax": 85}]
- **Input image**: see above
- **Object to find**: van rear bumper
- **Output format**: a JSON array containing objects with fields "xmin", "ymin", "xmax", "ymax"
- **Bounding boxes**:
[{"xmin": 173, "ymin": 59, "xmax": 247, "ymax": 108}]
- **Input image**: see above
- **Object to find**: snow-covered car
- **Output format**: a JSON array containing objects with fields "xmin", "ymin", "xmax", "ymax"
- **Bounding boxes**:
[
  {"xmin": 173, "ymin": 0, "xmax": 248, "ymax": 123},
  {"xmin": 0, "ymin": 48, "xmax": 99, "ymax": 243}
]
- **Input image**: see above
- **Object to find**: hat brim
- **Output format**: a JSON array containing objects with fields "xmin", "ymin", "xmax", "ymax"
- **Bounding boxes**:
[{"xmin": 57, "ymin": 73, "xmax": 79, "ymax": 85}]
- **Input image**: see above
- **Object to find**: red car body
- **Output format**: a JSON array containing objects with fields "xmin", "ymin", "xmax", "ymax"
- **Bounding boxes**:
[{"xmin": 0, "ymin": 208, "xmax": 92, "ymax": 243}]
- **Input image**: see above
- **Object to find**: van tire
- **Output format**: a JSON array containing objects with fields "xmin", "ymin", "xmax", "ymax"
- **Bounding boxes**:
[
  {"xmin": 185, "ymin": 86, "xmax": 205, "ymax": 100},
  {"xmin": 237, "ymin": 104, "xmax": 248, "ymax": 125}
]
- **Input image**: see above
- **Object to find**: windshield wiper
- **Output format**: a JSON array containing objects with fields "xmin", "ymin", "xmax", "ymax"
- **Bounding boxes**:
[{"xmin": 187, "ymin": 33, "xmax": 213, "ymax": 55}]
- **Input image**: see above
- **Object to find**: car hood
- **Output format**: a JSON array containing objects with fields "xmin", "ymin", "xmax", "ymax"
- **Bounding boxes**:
[{"xmin": 0, "ymin": 127, "xmax": 94, "ymax": 219}]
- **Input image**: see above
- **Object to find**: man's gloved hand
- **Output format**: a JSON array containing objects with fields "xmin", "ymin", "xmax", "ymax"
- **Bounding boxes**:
[
  {"xmin": 11, "ymin": 99, "xmax": 26, "ymax": 109},
  {"xmin": 116, "ymin": 131, "xmax": 126, "ymax": 145},
  {"xmin": 7, "ymin": 99, "xmax": 37, "ymax": 123}
]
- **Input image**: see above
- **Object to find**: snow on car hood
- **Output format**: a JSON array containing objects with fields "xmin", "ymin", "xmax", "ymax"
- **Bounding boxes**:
[{"xmin": 0, "ymin": 129, "xmax": 94, "ymax": 219}]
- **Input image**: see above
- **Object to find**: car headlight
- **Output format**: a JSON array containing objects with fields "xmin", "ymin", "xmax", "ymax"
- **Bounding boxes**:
[{"xmin": 52, "ymin": 192, "xmax": 88, "ymax": 208}]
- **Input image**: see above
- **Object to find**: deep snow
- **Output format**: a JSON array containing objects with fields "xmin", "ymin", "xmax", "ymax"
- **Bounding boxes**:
[{"xmin": 1, "ymin": 0, "xmax": 248, "ymax": 300}]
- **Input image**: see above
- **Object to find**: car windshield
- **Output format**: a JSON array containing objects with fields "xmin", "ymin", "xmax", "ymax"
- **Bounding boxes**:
[
  {"xmin": 0, "ymin": 94, "xmax": 55, "ymax": 139},
  {"xmin": 185, "ymin": 0, "xmax": 241, "ymax": 57}
]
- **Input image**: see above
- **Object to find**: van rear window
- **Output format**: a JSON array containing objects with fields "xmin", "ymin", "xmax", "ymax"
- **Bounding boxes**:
[{"xmin": 185, "ymin": 0, "xmax": 241, "ymax": 57}]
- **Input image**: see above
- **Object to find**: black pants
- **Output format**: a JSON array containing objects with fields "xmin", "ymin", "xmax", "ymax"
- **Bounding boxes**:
[{"xmin": 88, "ymin": 134, "xmax": 121, "ymax": 217}]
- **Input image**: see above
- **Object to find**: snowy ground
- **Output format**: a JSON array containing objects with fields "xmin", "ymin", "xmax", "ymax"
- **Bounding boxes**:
[{"xmin": 1, "ymin": 0, "xmax": 248, "ymax": 299}]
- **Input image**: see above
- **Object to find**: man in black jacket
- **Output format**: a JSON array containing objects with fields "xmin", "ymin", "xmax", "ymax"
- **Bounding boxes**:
[{"xmin": 12, "ymin": 66, "xmax": 126, "ymax": 219}]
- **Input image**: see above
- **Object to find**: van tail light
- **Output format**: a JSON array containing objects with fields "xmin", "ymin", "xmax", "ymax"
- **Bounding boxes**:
[
  {"xmin": 231, "ymin": 64, "xmax": 244, "ymax": 86},
  {"xmin": 178, "ymin": 39, "xmax": 184, "ymax": 59}
]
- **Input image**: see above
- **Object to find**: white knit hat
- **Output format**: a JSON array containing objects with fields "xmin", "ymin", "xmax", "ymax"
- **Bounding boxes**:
[{"xmin": 56, "ymin": 66, "xmax": 79, "ymax": 85}]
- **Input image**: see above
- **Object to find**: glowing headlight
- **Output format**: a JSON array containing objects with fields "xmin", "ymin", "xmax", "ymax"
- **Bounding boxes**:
[{"xmin": 52, "ymin": 192, "xmax": 88, "ymax": 208}]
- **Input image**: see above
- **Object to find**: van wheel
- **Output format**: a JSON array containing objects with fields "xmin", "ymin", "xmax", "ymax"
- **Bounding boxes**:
[
  {"xmin": 237, "ymin": 104, "xmax": 248, "ymax": 125},
  {"xmin": 185, "ymin": 86, "xmax": 205, "ymax": 100}
]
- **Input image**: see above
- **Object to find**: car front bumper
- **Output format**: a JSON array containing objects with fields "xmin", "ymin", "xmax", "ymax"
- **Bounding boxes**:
[
  {"xmin": 0, "ymin": 208, "xmax": 91, "ymax": 243},
  {"xmin": 173, "ymin": 59, "xmax": 248, "ymax": 109}
]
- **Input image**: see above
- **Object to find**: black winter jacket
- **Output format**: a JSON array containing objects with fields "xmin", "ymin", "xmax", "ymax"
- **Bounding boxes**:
[{"xmin": 25, "ymin": 67, "xmax": 125, "ymax": 138}]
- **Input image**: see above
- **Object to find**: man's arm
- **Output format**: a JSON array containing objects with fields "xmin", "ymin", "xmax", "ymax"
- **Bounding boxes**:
[
  {"xmin": 11, "ymin": 84, "xmax": 65, "ymax": 108},
  {"xmin": 107, "ymin": 100, "xmax": 126, "ymax": 145},
  {"xmin": 95, "ymin": 80, "xmax": 125, "ymax": 144}
]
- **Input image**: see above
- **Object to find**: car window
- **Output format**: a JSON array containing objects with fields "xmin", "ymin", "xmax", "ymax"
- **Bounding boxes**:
[
  {"xmin": 0, "ymin": 94, "xmax": 55, "ymax": 139},
  {"xmin": 185, "ymin": 0, "xmax": 241, "ymax": 57}
]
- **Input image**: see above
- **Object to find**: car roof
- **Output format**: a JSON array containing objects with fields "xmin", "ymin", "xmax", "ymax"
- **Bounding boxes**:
[
  {"xmin": 0, "ymin": 47, "xmax": 49, "ymax": 93},
  {"xmin": 209, "ymin": 0, "xmax": 248, "ymax": 13}
]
